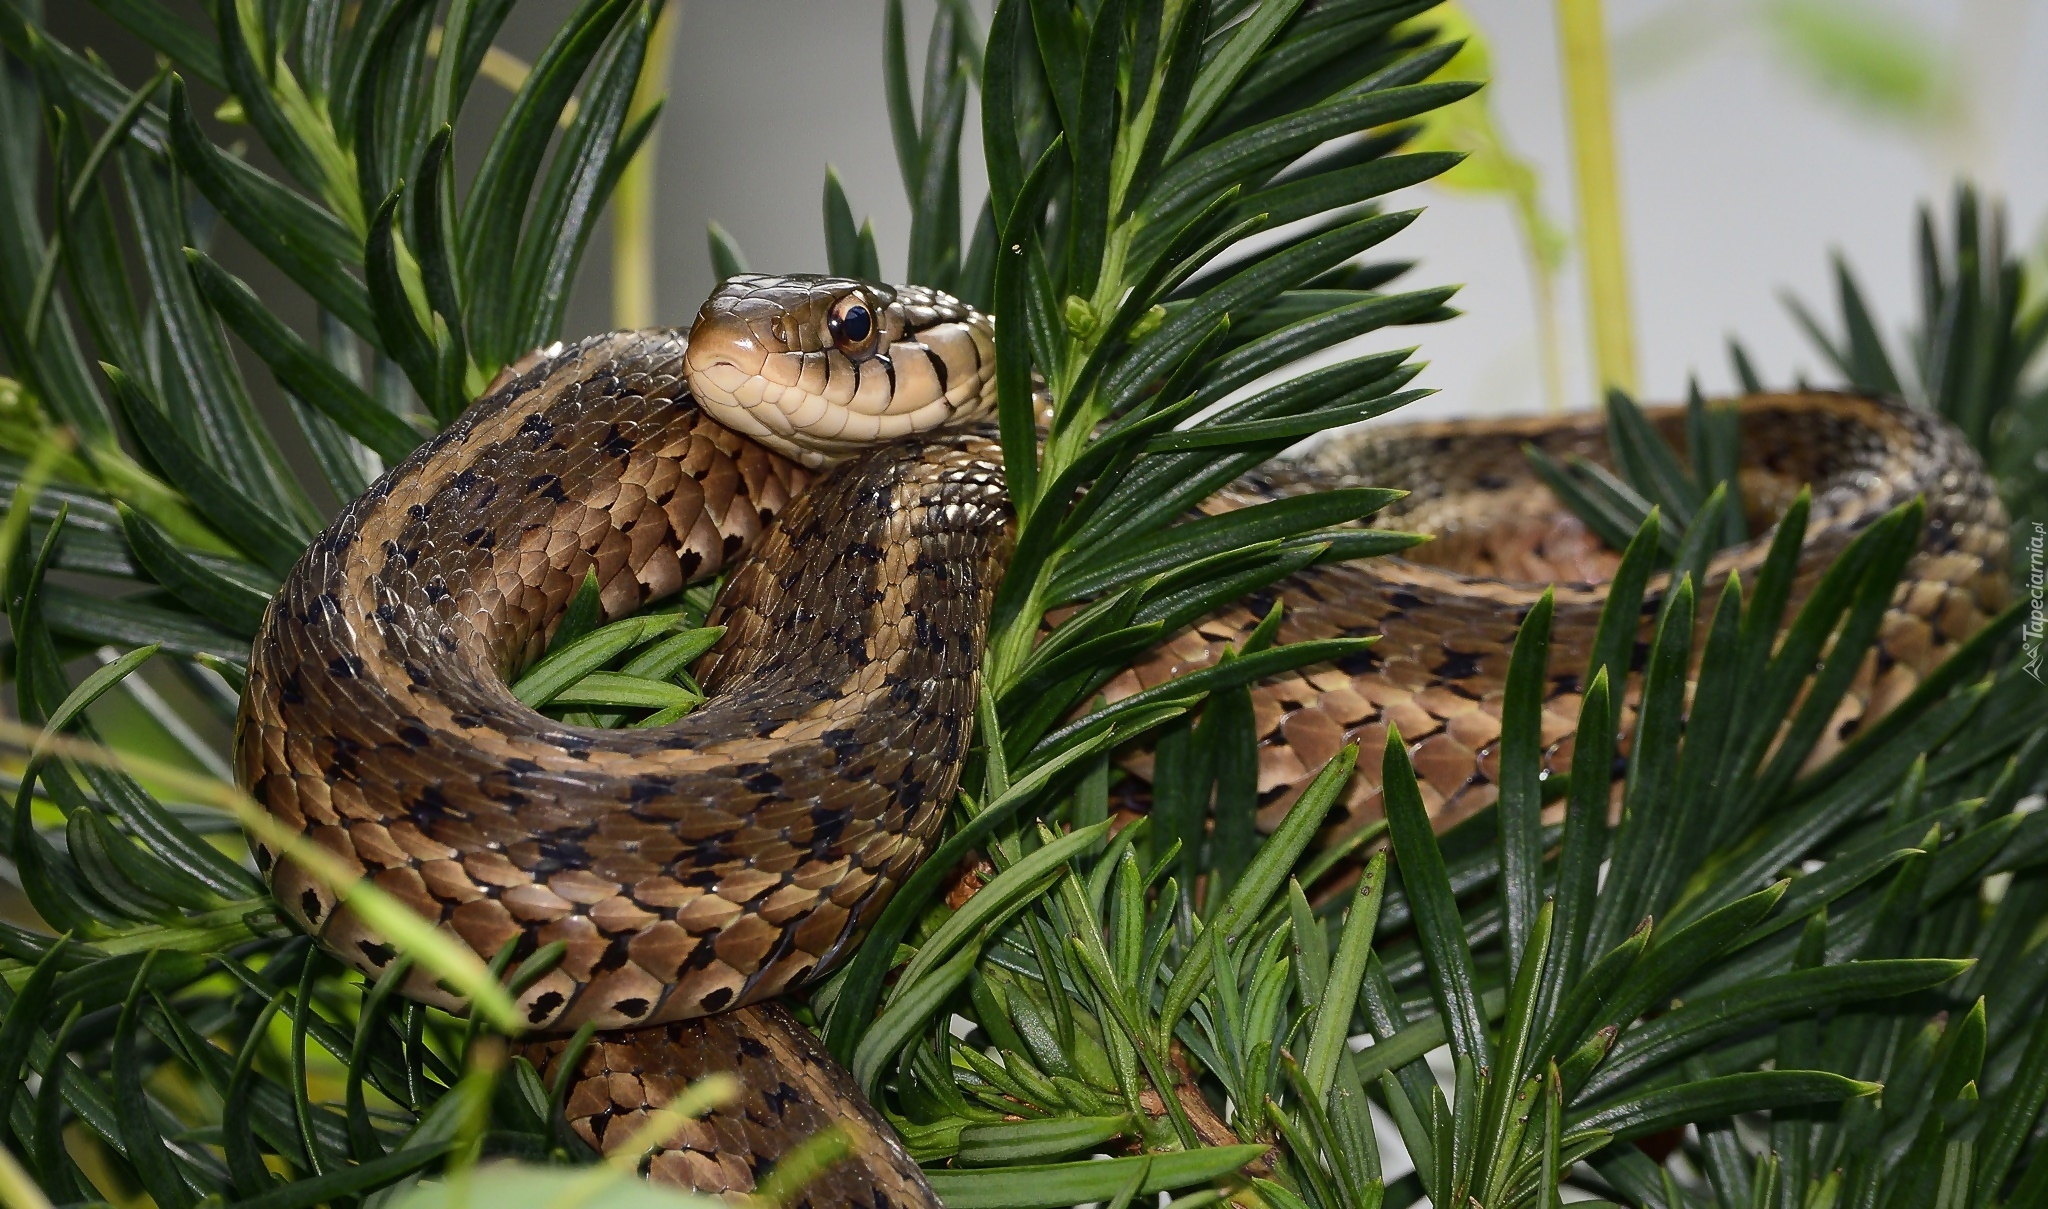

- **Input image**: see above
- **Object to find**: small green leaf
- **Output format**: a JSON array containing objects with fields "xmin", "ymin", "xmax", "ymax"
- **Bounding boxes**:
[
  {"xmin": 619, "ymin": 626, "xmax": 725, "ymax": 680},
  {"xmin": 1382, "ymin": 728, "xmax": 1488, "ymax": 1067},
  {"xmin": 923, "ymin": 1145, "xmax": 1269, "ymax": 1209},
  {"xmin": 1570, "ymin": 1070, "xmax": 1877, "ymax": 1141},
  {"xmin": 1302, "ymin": 851, "xmax": 1386, "ymax": 1093},
  {"xmin": 1583, "ymin": 958, "xmax": 1969, "ymax": 1098},
  {"xmin": 822, "ymin": 166, "xmax": 866, "ymax": 276},
  {"xmin": 955, "ymin": 1114, "xmax": 1134, "ymax": 1167},
  {"xmin": 706, "ymin": 220, "xmax": 749, "ymax": 279},
  {"xmin": 512, "ymin": 613, "xmax": 688, "ymax": 707},
  {"xmin": 545, "ymin": 672, "xmax": 701, "ymax": 711}
]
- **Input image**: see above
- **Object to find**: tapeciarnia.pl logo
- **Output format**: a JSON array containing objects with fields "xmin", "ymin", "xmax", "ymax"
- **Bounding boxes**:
[{"xmin": 2027, "ymin": 520, "xmax": 2045, "ymax": 684}]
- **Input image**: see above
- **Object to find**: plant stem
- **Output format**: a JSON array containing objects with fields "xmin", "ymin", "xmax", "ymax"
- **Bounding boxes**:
[
  {"xmin": 1555, "ymin": 0, "xmax": 1636, "ymax": 396},
  {"xmin": 612, "ymin": 2, "xmax": 684, "ymax": 329}
]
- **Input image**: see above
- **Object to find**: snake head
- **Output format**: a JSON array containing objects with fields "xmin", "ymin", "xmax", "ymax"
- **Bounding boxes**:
[{"xmin": 684, "ymin": 274, "xmax": 997, "ymax": 468}]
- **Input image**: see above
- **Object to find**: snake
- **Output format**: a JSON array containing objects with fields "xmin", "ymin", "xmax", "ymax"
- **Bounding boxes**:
[{"xmin": 235, "ymin": 274, "xmax": 2009, "ymax": 1207}]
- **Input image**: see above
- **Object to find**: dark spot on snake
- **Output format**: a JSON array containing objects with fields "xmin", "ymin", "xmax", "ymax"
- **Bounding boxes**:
[
  {"xmin": 759, "ymin": 1082, "xmax": 800, "ymax": 1118},
  {"xmin": 819, "ymin": 728, "xmax": 863, "ymax": 760},
  {"xmin": 601, "ymin": 424, "xmax": 633, "ymax": 458},
  {"xmin": 507, "ymin": 757, "xmax": 544, "ymax": 775},
  {"xmin": 1476, "ymin": 473, "xmax": 1510, "ymax": 490},
  {"xmin": 1550, "ymin": 671, "xmax": 1582, "ymax": 694},
  {"xmin": 520, "ymin": 413, "xmax": 554, "ymax": 443},
  {"xmin": 925, "ymin": 345, "xmax": 949, "ymax": 394},
  {"xmin": 597, "ymin": 936, "xmax": 632, "ymax": 971},
  {"xmin": 532, "ymin": 835, "xmax": 589, "ymax": 868},
  {"xmin": 612, "ymin": 997, "xmax": 650, "ymax": 1018},
  {"xmin": 889, "ymin": 681, "xmax": 923, "ymax": 707},
  {"xmin": 1434, "ymin": 650, "xmax": 1485, "ymax": 681},
  {"xmin": 405, "ymin": 662, "xmax": 432, "ymax": 688},
  {"xmin": 328, "ymin": 655, "xmax": 364, "ymax": 678},
  {"xmin": 529, "ymin": 473, "xmax": 568, "ymax": 502},
  {"xmin": 280, "ymin": 672, "xmax": 306, "ymax": 705},
  {"xmin": 845, "ymin": 542, "xmax": 884, "ymax": 563},
  {"xmin": 253, "ymin": 844, "xmax": 274, "ymax": 874},
  {"xmin": 411, "ymin": 784, "xmax": 456, "ymax": 823},
  {"xmin": 375, "ymin": 603, "xmax": 399, "ymax": 623},
  {"xmin": 299, "ymin": 592, "xmax": 337, "ymax": 624},
  {"xmin": 808, "ymin": 808, "xmax": 849, "ymax": 845},
  {"xmin": 700, "ymin": 987, "xmax": 733, "ymax": 1011},
  {"xmin": 628, "ymin": 777, "xmax": 674, "ymax": 803},
  {"xmin": 736, "ymin": 1035, "xmax": 771, "ymax": 1060},
  {"xmin": 742, "ymin": 768, "xmax": 783, "ymax": 795},
  {"xmin": 300, "ymin": 889, "xmax": 324, "ymax": 923},
  {"xmin": 759, "ymin": 506, "xmax": 776, "ymax": 527},
  {"xmin": 676, "ymin": 550, "xmax": 703, "ymax": 580},
  {"xmin": 527, "ymin": 990, "xmax": 565, "ymax": 1022},
  {"xmin": 424, "ymin": 580, "xmax": 450, "ymax": 602},
  {"xmin": 397, "ymin": 722, "xmax": 431, "ymax": 748},
  {"xmin": 452, "ymin": 714, "xmax": 484, "ymax": 729},
  {"xmin": 358, "ymin": 940, "xmax": 394, "ymax": 967},
  {"xmin": 894, "ymin": 778, "xmax": 924, "ymax": 808},
  {"xmin": 682, "ymin": 867, "xmax": 721, "ymax": 888},
  {"xmin": 1389, "ymin": 590, "xmax": 1426, "ymax": 611},
  {"xmin": 1337, "ymin": 646, "xmax": 1382, "ymax": 675},
  {"xmin": 723, "ymin": 533, "xmax": 742, "ymax": 559},
  {"xmin": 462, "ymin": 527, "xmax": 491, "ymax": 546}
]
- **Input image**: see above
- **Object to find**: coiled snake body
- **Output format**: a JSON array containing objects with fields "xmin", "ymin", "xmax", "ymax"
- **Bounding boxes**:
[{"xmin": 237, "ymin": 276, "xmax": 2007, "ymax": 1206}]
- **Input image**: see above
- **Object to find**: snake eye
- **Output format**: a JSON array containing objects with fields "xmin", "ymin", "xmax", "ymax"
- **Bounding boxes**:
[{"xmin": 827, "ymin": 295, "xmax": 879, "ymax": 359}]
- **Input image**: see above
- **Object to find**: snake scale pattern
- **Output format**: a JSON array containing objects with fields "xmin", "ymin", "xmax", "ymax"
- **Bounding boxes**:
[{"xmin": 236, "ymin": 276, "xmax": 2007, "ymax": 1207}]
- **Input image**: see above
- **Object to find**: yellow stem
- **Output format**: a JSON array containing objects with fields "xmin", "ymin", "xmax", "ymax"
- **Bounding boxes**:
[
  {"xmin": 1520, "ymin": 220, "xmax": 1567, "ymax": 414},
  {"xmin": 612, "ymin": 2, "xmax": 683, "ymax": 328},
  {"xmin": 0, "ymin": 1143, "xmax": 52, "ymax": 1209},
  {"xmin": 423, "ymin": 27, "xmax": 580, "ymax": 127},
  {"xmin": 1555, "ymin": 0, "xmax": 1636, "ymax": 396}
]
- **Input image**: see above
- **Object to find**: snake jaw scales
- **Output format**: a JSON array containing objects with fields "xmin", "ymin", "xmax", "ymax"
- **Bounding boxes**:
[{"xmin": 237, "ymin": 277, "xmax": 2005, "ymax": 1206}]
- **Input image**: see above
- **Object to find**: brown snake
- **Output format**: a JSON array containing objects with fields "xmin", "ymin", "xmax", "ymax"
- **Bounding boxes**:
[{"xmin": 236, "ymin": 275, "xmax": 2007, "ymax": 1206}]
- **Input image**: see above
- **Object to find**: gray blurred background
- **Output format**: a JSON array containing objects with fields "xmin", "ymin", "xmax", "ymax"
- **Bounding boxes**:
[
  {"xmin": 50, "ymin": 0, "xmax": 2048, "ymax": 425},
  {"xmin": 631, "ymin": 0, "xmax": 2048, "ymax": 422}
]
